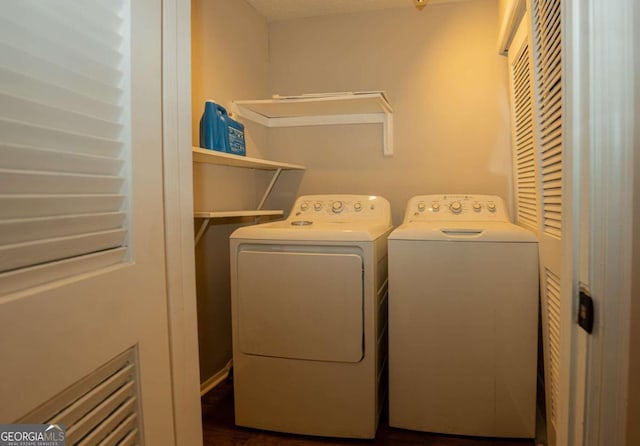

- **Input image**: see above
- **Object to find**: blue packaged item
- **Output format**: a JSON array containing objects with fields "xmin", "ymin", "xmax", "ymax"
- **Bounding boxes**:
[
  {"xmin": 199, "ymin": 101, "xmax": 226, "ymax": 152},
  {"xmin": 199, "ymin": 100, "xmax": 246, "ymax": 156},
  {"xmin": 224, "ymin": 113, "xmax": 246, "ymax": 156}
]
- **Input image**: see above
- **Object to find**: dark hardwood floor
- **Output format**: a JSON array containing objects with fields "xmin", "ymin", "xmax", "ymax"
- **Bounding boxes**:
[{"xmin": 201, "ymin": 377, "xmax": 538, "ymax": 446}]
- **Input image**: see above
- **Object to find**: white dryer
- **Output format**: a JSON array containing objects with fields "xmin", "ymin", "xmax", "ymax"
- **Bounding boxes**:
[
  {"xmin": 230, "ymin": 194, "xmax": 392, "ymax": 439},
  {"xmin": 388, "ymin": 194, "xmax": 539, "ymax": 438}
]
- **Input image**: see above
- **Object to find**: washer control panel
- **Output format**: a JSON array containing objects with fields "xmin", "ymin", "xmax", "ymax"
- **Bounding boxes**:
[
  {"xmin": 290, "ymin": 194, "xmax": 391, "ymax": 224},
  {"xmin": 404, "ymin": 194, "xmax": 510, "ymax": 222}
]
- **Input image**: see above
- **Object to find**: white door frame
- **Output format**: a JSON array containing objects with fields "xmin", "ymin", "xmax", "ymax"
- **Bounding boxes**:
[
  {"xmin": 559, "ymin": 0, "xmax": 589, "ymax": 444},
  {"xmin": 163, "ymin": 0, "xmax": 638, "ymax": 444},
  {"xmin": 162, "ymin": 0, "xmax": 203, "ymax": 445},
  {"xmin": 563, "ymin": 0, "xmax": 636, "ymax": 444},
  {"xmin": 582, "ymin": 0, "xmax": 635, "ymax": 443}
]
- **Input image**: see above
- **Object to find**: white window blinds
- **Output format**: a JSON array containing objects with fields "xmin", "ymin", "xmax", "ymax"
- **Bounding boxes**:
[{"xmin": 0, "ymin": 0, "xmax": 130, "ymax": 295}]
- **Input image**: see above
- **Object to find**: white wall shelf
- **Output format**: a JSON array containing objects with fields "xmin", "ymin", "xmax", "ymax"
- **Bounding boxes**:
[
  {"xmin": 231, "ymin": 92, "xmax": 394, "ymax": 156},
  {"xmin": 192, "ymin": 147, "xmax": 305, "ymax": 170},
  {"xmin": 194, "ymin": 210, "xmax": 284, "ymax": 219},
  {"xmin": 192, "ymin": 147, "xmax": 305, "ymax": 245}
]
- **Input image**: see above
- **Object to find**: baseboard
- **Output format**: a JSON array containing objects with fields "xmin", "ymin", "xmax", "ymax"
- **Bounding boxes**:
[{"xmin": 200, "ymin": 359, "xmax": 233, "ymax": 396}]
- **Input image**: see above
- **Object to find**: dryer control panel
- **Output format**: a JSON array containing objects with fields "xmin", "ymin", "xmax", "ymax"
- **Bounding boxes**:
[
  {"xmin": 290, "ymin": 194, "xmax": 392, "ymax": 224},
  {"xmin": 404, "ymin": 194, "xmax": 510, "ymax": 223}
]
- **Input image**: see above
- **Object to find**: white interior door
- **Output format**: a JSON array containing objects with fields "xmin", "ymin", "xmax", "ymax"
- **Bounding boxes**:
[{"xmin": 0, "ymin": 1, "xmax": 175, "ymax": 444}]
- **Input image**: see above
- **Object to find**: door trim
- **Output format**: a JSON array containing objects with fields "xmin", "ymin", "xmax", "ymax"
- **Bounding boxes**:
[
  {"xmin": 583, "ymin": 0, "xmax": 635, "ymax": 443},
  {"xmin": 161, "ymin": 0, "xmax": 203, "ymax": 445},
  {"xmin": 561, "ymin": 0, "xmax": 589, "ymax": 444},
  {"xmin": 564, "ymin": 0, "xmax": 636, "ymax": 444}
]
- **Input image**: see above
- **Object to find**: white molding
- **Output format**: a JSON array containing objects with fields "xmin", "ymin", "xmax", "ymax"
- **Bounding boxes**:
[
  {"xmin": 200, "ymin": 360, "xmax": 233, "ymax": 396},
  {"xmin": 161, "ymin": 0, "xmax": 203, "ymax": 445},
  {"xmin": 497, "ymin": 0, "xmax": 526, "ymax": 55},
  {"xmin": 561, "ymin": 1, "xmax": 591, "ymax": 445},
  {"xmin": 582, "ymin": 0, "xmax": 635, "ymax": 444}
]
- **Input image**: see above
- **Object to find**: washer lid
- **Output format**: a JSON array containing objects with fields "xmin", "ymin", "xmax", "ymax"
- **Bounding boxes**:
[
  {"xmin": 389, "ymin": 221, "xmax": 538, "ymax": 243},
  {"xmin": 231, "ymin": 220, "xmax": 392, "ymax": 241}
]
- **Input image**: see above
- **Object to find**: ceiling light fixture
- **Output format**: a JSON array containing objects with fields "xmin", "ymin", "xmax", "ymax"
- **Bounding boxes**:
[{"xmin": 414, "ymin": 0, "xmax": 428, "ymax": 11}]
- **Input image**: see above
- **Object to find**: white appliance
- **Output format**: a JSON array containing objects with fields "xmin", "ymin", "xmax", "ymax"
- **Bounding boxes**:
[
  {"xmin": 388, "ymin": 194, "xmax": 539, "ymax": 438},
  {"xmin": 230, "ymin": 194, "xmax": 392, "ymax": 438}
]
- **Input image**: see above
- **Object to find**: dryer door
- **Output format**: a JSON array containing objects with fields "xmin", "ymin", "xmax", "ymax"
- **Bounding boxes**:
[{"xmin": 237, "ymin": 249, "xmax": 364, "ymax": 363}]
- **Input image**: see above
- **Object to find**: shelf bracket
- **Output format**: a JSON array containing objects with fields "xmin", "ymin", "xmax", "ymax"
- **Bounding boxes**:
[
  {"xmin": 382, "ymin": 110, "xmax": 394, "ymax": 157},
  {"xmin": 257, "ymin": 168, "xmax": 282, "ymax": 210},
  {"xmin": 194, "ymin": 218, "xmax": 210, "ymax": 246}
]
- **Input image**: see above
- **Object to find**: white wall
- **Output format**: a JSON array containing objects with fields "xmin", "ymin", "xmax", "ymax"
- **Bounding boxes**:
[
  {"xmin": 265, "ymin": 0, "xmax": 513, "ymax": 225},
  {"xmin": 191, "ymin": 0, "xmax": 270, "ymax": 384}
]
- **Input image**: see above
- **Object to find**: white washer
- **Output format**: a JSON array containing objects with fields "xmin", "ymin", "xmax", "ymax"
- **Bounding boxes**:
[
  {"xmin": 388, "ymin": 194, "xmax": 539, "ymax": 438},
  {"xmin": 230, "ymin": 194, "xmax": 392, "ymax": 439}
]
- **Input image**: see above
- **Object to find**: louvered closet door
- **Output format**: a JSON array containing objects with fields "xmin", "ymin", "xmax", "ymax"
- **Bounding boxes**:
[
  {"xmin": 0, "ymin": 1, "xmax": 176, "ymax": 444},
  {"xmin": 508, "ymin": 10, "xmax": 540, "ymax": 232},
  {"xmin": 531, "ymin": 1, "xmax": 563, "ymax": 445}
]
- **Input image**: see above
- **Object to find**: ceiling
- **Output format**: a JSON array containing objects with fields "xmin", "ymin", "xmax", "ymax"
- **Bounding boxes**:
[{"xmin": 245, "ymin": 0, "xmax": 475, "ymax": 22}]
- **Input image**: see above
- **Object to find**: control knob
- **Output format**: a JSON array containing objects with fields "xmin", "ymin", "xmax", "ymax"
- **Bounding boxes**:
[
  {"xmin": 354, "ymin": 202, "xmax": 362, "ymax": 212},
  {"xmin": 487, "ymin": 202, "xmax": 497, "ymax": 212},
  {"xmin": 300, "ymin": 203, "xmax": 309, "ymax": 211},
  {"xmin": 449, "ymin": 201, "xmax": 463, "ymax": 214},
  {"xmin": 314, "ymin": 202, "xmax": 323, "ymax": 211},
  {"xmin": 332, "ymin": 201, "xmax": 344, "ymax": 213},
  {"xmin": 472, "ymin": 203, "xmax": 482, "ymax": 212},
  {"xmin": 432, "ymin": 202, "xmax": 440, "ymax": 212},
  {"xmin": 417, "ymin": 202, "xmax": 426, "ymax": 212}
]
